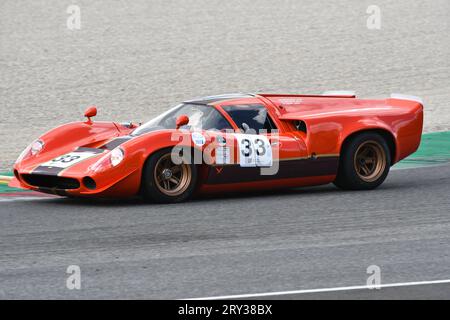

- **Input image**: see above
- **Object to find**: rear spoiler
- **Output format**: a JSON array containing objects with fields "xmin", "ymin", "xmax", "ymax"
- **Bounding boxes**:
[
  {"xmin": 390, "ymin": 93, "xmax": 423, "ymax": 104},
  {"xmin": 322, "ymin": 90, "xmax": 356, "ymax": 97}
]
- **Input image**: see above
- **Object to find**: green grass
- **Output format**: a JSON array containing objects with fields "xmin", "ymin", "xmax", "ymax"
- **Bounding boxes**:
[
  {"xmin": 0, "ymin": 172, "xmax": 27, "ymax": 193},
  {"xmin": 394, "ymin": 131, "xmax": 450, "ymax": 169},
  {"xmin": 0, "ymin": 184, "xmax": 25, "ymax": 193}
]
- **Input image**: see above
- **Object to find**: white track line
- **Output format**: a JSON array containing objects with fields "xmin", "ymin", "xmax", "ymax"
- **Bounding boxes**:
[
  {"xmin": 186, "ymin": 279, "xmax": 450, "ymax": 300},
  {"xmin": 0, "ymin": 197, "xmax": 52, "ymax": 202}
]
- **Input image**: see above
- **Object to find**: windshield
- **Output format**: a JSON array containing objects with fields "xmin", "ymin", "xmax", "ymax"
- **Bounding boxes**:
[{"xmin": 132, "ymin": 103, "xmax": 233, "ymax": 136}]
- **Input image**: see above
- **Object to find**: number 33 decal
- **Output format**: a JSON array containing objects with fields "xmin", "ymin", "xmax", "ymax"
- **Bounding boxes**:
[
  {"xmin": 236, "ymin": 134, "xmax": 272, "ymax": 167},
  {"xmin": 41, "ymin": 151, "xmax": 99, "ymax": 169}
]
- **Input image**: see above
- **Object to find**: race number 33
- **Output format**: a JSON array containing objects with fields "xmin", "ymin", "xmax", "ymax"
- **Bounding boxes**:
[
  {"xmin": 236, "ymin": 134, "xmax": 272, "ymax": 167},
  {"xmin": 41, "ymin": 151, "xmax": 99, "ymax": 168}
]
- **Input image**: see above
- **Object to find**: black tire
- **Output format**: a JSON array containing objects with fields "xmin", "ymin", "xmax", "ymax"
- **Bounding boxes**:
[
  {"xmin": 141, "ymin": 148, "xmax": 198, "ymax": 203},
  {"xmin": 334, "ymin": 132, "xmax": 391, "ymax": 190}
]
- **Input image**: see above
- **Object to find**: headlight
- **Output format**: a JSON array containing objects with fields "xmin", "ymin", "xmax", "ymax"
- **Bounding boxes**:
[
  {"xmin": 30, "ymin": 140, "xmax": 44, "ymax": 155},
  {"xmin": 110, "ymin": 148, "xmax": 124, "ymax": 167},
  {"xmin": 15, "ymin": 139, "xmax": 44, "ymax": 163},
  {"xmin": 90, "ymin": 147, "xmax": 125, "ymax": 173}
]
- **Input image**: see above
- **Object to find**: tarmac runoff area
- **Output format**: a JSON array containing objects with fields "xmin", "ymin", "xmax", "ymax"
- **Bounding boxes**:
[{"xmin": 0, "ymin": 161, "xmax": 450, "ymax": 299}]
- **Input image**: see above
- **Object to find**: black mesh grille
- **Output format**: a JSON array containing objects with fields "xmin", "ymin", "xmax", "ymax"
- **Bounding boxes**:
[{"xmin": 22, "ymin": 174, "xmax": 80, "ymax": 190}]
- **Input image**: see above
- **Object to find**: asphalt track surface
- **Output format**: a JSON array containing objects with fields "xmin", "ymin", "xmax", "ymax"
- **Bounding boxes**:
[{"xmin": 0, "ymin": 164, "xmax": 449, "ymax": 299}]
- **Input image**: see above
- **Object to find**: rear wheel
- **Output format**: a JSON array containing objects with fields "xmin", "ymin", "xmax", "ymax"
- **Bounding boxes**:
[
  {"xmin": 141, "ymin": 148, "xmax": 197, "ymax": 203},
  {"xmin": 334, "ymin": 132, "xmax": 391, "ymax": 190}
]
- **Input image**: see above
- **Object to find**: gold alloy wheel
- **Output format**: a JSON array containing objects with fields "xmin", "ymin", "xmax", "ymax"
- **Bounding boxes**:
[
  {"xmin": 154, "ymin": 153, "xmax": 192, "ymax": 197},
  {"xmin": 353, "ymin": 140, "xmax": 387, "ymax": 182}
]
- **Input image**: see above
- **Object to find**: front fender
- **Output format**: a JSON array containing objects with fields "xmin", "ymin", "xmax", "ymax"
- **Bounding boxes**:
[
  {"xmin": 118, "ymin": 130, "xmax": 207, "ymax": 186},
  {"xmin": 14, "ymin": 121, "xmax": 124, "ymax": 172}
]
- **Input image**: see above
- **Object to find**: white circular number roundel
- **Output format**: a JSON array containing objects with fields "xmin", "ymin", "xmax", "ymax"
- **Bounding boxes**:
[{"xmin": 191, "ymin": 132, "xmax": 206, "ymax": 146}]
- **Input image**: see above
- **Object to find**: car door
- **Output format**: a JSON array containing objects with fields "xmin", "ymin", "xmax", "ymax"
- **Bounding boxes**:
[{"xmin": 219, "ymin": 104, "xmax": 308, "ymax": 180}]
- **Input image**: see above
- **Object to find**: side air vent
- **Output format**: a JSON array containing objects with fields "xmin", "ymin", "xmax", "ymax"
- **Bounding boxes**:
[{"xmin": 294, "ymin": 120, "xmax": 307, "ymax": 133}]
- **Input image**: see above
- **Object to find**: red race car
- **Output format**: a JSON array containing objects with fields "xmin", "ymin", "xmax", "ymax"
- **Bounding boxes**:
[{"xmin": 10, "ymin": 92, "xmax": 423, "ymax": 203}]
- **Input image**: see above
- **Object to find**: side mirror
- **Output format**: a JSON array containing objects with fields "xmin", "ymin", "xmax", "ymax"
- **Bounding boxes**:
[
  {"xmin": 84, "ymin": 106, "xmax": 97, "ymax": 124},
  {"xmin": 176, "ymin": 114, "xmax": 189, "ymax": 129}
]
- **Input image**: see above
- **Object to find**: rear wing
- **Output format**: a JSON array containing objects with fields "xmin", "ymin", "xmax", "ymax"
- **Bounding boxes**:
[
  {"xmin": 322, "ymin": 90, "xmax": 356, "ymax": 97},
  {"xmin": 390, "ymin": 94, "xmax": 423, "ymax": 104}
]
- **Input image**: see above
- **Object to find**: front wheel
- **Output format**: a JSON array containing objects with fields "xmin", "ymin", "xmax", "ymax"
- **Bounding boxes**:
[
  {"xmin": 334, "ymin": 132, "xmax": 391, "ymax": 190},
  {"xmin": 141, "ymin": 148, "xmax": 197, "ymax": 203}
]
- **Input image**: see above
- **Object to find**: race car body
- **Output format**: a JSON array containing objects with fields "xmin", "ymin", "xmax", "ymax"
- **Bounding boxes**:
[{"xmin": 10, "ymin": 92, "xmax": 423, "ymax": 203}]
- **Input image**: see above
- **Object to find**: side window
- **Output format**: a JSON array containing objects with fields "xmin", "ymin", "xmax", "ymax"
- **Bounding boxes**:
[{"xmin": 222, "ymin": 104, "xmax": 277, "ymax": 134}]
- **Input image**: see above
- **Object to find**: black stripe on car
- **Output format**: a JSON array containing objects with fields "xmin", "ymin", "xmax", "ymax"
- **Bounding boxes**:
[
  {"xmin": 205, "ymin": 156, "xmax": 339, "ymax": 184},
  {"xmin": 101, "ymin": 136, "xmax": 133, "ymax": 150}
]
